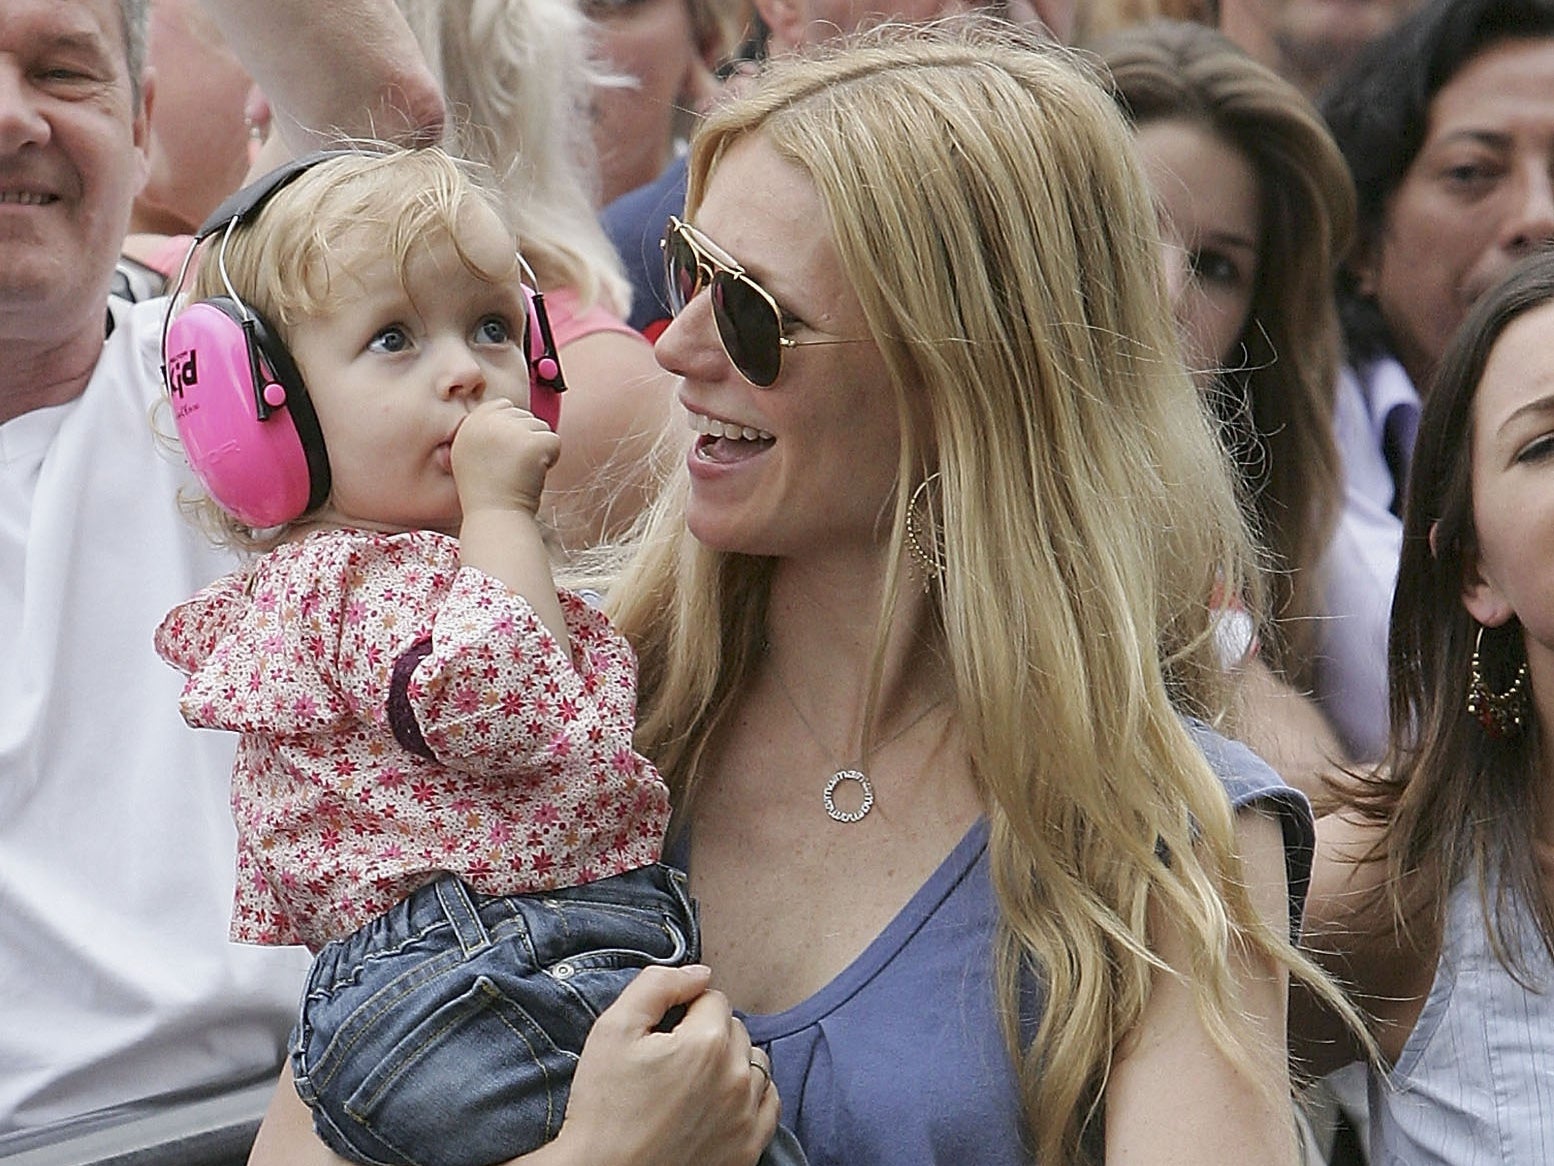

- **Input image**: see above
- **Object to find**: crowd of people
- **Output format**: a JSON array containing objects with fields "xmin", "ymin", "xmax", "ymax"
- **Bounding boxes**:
[{"xmin": 4, "ymin": 0, "xmax": 1554, "ymax": 1164}]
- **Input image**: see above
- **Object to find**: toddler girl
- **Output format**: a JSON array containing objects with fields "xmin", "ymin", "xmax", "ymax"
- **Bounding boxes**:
[{"xmin": 153, "ymin": 148, "xmax": 763, "ymax": 1166}]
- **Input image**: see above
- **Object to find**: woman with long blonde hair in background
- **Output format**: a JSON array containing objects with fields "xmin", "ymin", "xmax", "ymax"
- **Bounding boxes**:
[{"xmin": 396, "ymin": 0, "xmax": 681, "ymax": 551}]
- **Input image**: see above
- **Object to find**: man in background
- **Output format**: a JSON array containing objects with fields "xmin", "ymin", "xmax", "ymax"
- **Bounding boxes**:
[{"xmin": 0, "ymin": 0, "xmax": 439, "ymax": 1150}]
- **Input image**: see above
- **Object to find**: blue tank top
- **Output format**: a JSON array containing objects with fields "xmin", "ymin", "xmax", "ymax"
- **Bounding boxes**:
[
  {"xmin": 718, "ymin": 723, "xmax": 1313, "ymax": 1165},
  {"xmin": 1368, "ymin": 871, "xmax": 1554, "ymax": 1165}
]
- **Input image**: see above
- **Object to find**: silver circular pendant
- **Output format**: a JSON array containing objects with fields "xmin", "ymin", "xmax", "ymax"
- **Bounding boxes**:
[{"xmin": 823, "ymin": 769, "xmax": 875, "ymax": 823}]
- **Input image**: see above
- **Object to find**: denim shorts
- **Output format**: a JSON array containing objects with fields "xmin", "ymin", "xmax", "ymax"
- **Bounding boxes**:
[{"xmin": 289, "ymin": 864, "xmax": 698, "ymax": 1166}]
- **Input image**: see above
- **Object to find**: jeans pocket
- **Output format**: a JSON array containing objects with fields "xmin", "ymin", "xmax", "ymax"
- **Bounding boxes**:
[
  {"xmin": 533, "ymin": 898, "xmax": 693, "ymax": 1020},
  {"xmin": 541, "ymin": 900, "xmax": 692, "ymax": 972},
  {"xmin": 339, "ymin": 975, "xmax": 577, "ymax": 1166}
]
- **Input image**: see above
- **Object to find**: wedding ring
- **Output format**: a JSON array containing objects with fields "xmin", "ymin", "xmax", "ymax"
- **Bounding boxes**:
[{"xmin": 749, "ymin": 1055, "xmax": 771, "ymax": 1089}]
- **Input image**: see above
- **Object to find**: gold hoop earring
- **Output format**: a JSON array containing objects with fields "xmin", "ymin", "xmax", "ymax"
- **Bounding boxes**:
[
  {"xmin": 905, "ymin": 474, "xmax": 943, "ymax": 591},
  {"xmin": 1467, "ymin": 623, "xmax": 1531, "ymax": 740}
]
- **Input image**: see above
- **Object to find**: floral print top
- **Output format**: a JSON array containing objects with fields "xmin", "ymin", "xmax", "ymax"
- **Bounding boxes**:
[{"xmin": 154, "ymin": 529, "xmax": 669, "ymax": 952}]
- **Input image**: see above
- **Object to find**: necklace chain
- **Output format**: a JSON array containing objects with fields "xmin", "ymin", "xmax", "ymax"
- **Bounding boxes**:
[{"xmin": 769, "ymin": 665, "xmax": 945, "ymax": 824}]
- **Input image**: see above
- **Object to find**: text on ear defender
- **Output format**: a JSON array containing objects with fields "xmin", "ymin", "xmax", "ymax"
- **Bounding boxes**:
[{"xmin": 167, "ymin": 348, "xmax": 199, "ymax": 399}]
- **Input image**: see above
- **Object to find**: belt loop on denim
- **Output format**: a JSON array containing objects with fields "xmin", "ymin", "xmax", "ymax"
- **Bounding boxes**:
[{"xmin": 435, "ymin": 875, "xmax": 492, "ymax": 957}]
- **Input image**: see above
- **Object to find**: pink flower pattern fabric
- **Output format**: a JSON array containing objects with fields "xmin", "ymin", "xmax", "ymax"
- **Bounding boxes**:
[{"xmin": 154, "ymin": 529, "xmax": 669, "ymax": 952}]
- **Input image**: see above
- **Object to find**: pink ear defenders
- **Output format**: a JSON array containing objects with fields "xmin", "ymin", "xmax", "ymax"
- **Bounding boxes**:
[
  {"xmin": 522, "ymin": 281, "xmax": 565, "ymax": 431},
  {"xmin": 161, "ymin": 149, "xmax": 567, "ymax": 529}
]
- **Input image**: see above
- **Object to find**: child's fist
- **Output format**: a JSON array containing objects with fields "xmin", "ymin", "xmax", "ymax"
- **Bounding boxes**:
[{"xmin": 450, "ymin": 399, "xmax": 561, "ymax": 516}]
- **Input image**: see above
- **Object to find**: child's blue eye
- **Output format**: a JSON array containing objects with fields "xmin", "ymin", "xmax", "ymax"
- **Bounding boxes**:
[
  {"xmin": 368, "ymin": 326, "xmax": 411, "ymax": 354},
  {"xmin": 474, "ymin": 316, "xmax": 513, "ymax": 345}
]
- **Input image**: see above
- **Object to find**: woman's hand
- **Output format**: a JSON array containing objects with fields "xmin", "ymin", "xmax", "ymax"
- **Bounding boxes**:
[
  {"xmin": 547, "ymin": 964, "xmax": 779, "ymax": 1166},
  {"xmin": 247, "ymin": 964, "xmax": 777, "ymax": 1166}
]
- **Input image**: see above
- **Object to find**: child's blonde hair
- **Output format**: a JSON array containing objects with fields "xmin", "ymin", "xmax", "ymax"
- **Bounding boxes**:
[{"xmin": 179, "ymin": 147, "xmax": 520, "ymax": 550}]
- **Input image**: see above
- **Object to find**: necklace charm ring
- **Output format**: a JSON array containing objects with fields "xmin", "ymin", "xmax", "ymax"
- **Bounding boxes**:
[{"xmin": 824, "ymin": 769, "xmax": 875, "ymax": 823}]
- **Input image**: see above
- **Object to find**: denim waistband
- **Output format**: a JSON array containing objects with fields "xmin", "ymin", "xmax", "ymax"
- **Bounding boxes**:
[
  {"xmin": 391, "ymin": 864, "xmax": 696, "ymax": 962},
  {"xmin": 434, "ymin": 875, "xmax": 490, "ymax": 957}
]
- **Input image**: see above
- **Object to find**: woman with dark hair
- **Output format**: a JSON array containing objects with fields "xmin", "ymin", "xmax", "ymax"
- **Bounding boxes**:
[
  {"xmin": 1314, "ymin": 0, "xmax": 1554, "ymax": 763},
  {"xmin": 1299, "ymin": 250, "xmax": 1554, "ymax": 1162},
  {"xmin": 1097, "ymin": 19, "xmax": 1355, "ymax": 790}
]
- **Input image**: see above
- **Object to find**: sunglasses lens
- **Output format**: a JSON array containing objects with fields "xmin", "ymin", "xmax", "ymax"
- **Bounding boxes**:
[
  {"xmin": 665, "ymin": 220, "xmax": 785, "ymax": 387},
  {"xmin": 663, "ymin": 229, "xmax": 698, "ymax": 314},
  {"xmin": 712, "ymin": 276, "xmax": 782, "ymax": 387}
]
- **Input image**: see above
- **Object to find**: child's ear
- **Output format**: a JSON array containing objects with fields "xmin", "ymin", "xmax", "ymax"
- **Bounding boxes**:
[{"xmin": 1462, "ymin": 543, "xmax": 1516, "ymax": 629}]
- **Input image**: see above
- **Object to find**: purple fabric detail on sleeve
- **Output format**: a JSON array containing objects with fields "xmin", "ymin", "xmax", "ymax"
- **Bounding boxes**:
[{"xmin": 388, "ymin": 637, "xmax": 436, "ymax": 760}]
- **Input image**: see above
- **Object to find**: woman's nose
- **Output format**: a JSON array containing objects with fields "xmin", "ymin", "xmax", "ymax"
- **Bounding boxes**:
[
  {"xmin": 653, "ymin": 289, "xmax": 731, "ymax": 382},
  {"xmin": 1159, "ymin": 238, "xmax": 1190, "ymax": 316}
]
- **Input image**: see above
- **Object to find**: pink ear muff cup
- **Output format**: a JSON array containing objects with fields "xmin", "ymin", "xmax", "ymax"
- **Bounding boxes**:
[
  {"xmin": 522, "ymin": 284, "xmax": 562, "ymax": 432},
  {"xmin": 530, "ymin": 382, "xmax": 561, "ymax": 432},
  {"xmin": 166, "ymin": 301, "xmax": 314, "ymax": 528}
]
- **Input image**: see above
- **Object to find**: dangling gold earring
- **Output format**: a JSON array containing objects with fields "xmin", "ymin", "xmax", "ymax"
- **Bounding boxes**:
[
  {"xmin": 1466, "ymin": 623, "xmax": 1531, "ymax": 740},
  {"xmin": 905, "ymin": 474, "xmax": 943, "ymax": 592}
]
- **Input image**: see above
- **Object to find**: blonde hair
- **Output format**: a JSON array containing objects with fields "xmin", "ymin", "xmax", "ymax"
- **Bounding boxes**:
[
  {"xmin": 181, "ymin": 147, "xmax": 518, "ymax": 549},
  {"xmin": 394, "ymin": 0, "xmax": 632, "ymax": 315},
  {"xmin": 1096, "ymin": 19, "xmax": 1354, "ymax": 691},
  {"xmin": 600, "ymin": 20, "xmax": 1355, "ymax": 1161}
]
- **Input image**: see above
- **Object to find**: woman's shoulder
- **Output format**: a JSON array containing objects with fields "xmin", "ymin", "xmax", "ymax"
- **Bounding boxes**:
[
  {"xmin": 1184, "ymin": 717, "xmax": 1317, "ymax": 937},
  {"xmin": 1182, "ymin": 716, "xmax": 1307, "ymax": 815},
  {"xmin": 1305, "ymin": 809, "xmax": 1439, "ymax": 1063},
  {"xmin": 541, "ymin": 285, "xmax": 641, "ymax": 349}
]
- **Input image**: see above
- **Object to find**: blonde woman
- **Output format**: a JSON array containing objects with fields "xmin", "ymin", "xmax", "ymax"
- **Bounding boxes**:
[
  {"xmin": 250, "ymin": 21, "xmax": 1357, "ymax": 1165},
  {"xmin": 396, "ymin": 0, "xmax": 679, "ymax": 552}
]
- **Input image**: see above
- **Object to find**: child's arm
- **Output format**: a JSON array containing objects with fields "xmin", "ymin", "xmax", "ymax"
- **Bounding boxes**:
[
  {"xmin": 154, "ymin": 570, "xmax": 252, "ymax": 677},
  {"xmin": 451, "ymin": 398, "xmax": 570, "ymax": 657}
]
